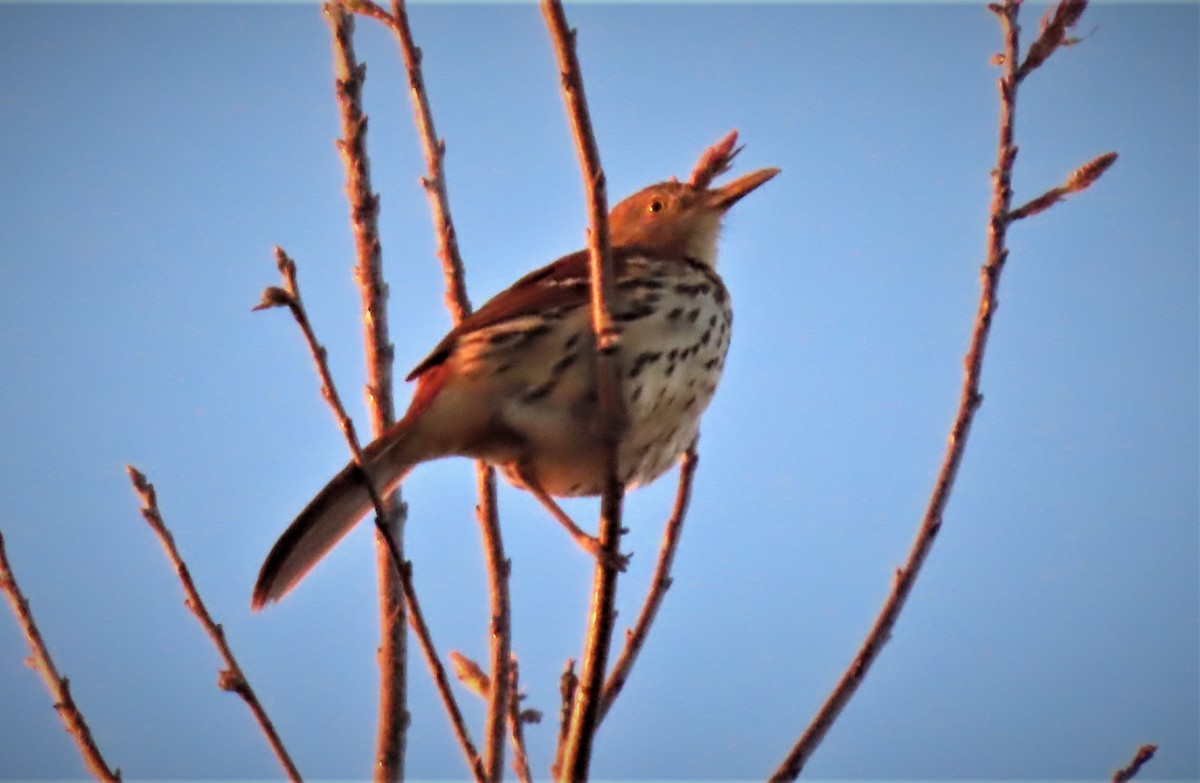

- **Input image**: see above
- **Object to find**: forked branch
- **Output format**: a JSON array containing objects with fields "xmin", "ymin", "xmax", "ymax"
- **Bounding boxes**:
[{"xmin": 769, "ymin": 1, "xmax": 1115, "ymax": 778}]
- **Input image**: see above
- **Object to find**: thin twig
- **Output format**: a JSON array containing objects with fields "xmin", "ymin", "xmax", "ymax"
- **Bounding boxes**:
[
  {"xmin": 0, "ymin": 529, "xmax": 121, "ymax": 782},
  {"xmin": 126, "ymin": 468, "xmax": 301, "ymax": 782},
  {"xmin": 599, "ymin": 443, "xmax": 699, "ymax": 722},
  {"xmin": 322, "ymin": 5, "xmax": 408, "ymax": 778},
  {"xmin": 770, "ymin": 1, "xmax": 1114, "ymax": 778},
  {"xmin": 551, "ymin": 659, "xmax": 577, "ymax": 780},
  {"xmin": 256, "ymin": 249, "xmax": 486, "ymax": 783},
  {"xmin": 383, "ymin": 0, "xmax": 472, "ymax": 321},
  {"xmin": 1007, "ymin": 151, "xmax": 1118, "ymax": 221},
  {"xmin": 540, "ymin": 2, "xmax": 626, "ymax": 779},
  {"xmin": 356, "ymin": 1, "xmax": 512, "ymax": 775},
  {"xmin": 1111, "ymin": 744, "xmax": 1158, "ymax": 783},
  {"xmin": 506, "ymin": 656, "xmax": 537, "ymax": 783},
  {"xmin": 474, "ymin": 461, "xmax": 511, "ymax": 782}
]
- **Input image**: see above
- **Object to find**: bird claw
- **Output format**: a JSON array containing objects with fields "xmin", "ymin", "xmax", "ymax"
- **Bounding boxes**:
[{"xmin": 580, "ymin": 535, "xmax": 631, "ymax": 572}]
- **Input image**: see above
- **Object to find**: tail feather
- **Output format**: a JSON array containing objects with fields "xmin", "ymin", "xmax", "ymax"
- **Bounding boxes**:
[{"xmin": 252, "ymin": 428, "xmax": 416, "ymax": 610}]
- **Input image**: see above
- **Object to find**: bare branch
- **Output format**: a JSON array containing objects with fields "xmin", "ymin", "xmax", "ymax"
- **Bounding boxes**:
[
  {"xmin": 382, "ymin": 0, "xmax": 473, "ymax": 322},
  {"xmin": 350, "ymin": 1, "xmax": 512, "ymax": 775},
  {"xmin": 540, "ymin": 2, "xmax": 627, "ymax": 778},
  {"xmin": 258, "ymin": 248, "xmax": 485, "ymax": 783},
  {"xmin": 473, "ymin": 458, "xmax": 511, "ymax": 781},
  {"xmin": 599, "ymin": 443, "xmax": 699, "ymax": 722},
  {"xmin": 1112, "ymin": 744, "xmax": 1158, "ymax": 783},
  {"xmin": 126, "ymin": 468, "xmax": 300, "ymax": 782},
  {"xmin": 770, "ymin": 1, "xmax": 1113, "ymax": 777},
  {"xmin": 0, "ymin": 529, "xmax": 121, "ymax": 782},
  {"xmin": 321, "ymin": 5, "xmax": 409, "ymax": 777}
]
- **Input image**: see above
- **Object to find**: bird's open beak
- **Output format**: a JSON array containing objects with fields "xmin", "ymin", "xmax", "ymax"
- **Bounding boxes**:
[{"xmin": 708, "ymin": 167, "xmax": 781, "ymax": 211}]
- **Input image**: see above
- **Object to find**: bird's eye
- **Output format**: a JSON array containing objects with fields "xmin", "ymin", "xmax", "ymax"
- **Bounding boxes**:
[{"xmin": 648, "ymin": 200, "xmax": 664, "ymax": 214}]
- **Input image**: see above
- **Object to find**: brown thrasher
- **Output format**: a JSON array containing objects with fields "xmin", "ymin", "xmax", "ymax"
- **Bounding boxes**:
[{"xmin": 252, "ymin": 132, "xmax": 778, "ymax": 609}]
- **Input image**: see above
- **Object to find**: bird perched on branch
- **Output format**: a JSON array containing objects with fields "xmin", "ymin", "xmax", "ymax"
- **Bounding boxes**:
[{"xmin": 253, "ymin": 131, "xmax": 778, "ymax": 609}]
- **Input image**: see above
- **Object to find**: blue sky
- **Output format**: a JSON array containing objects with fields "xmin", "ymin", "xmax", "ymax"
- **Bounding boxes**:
[{"xmin": 0, "ymin": 3, "xmax": 1196, "ymax": 780}]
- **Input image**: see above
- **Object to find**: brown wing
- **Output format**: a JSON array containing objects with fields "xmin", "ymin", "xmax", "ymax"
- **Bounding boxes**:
[
  {"xmin": 405, "ymin": 249, "xmax": 593, "ymax": 381},
  {"xmin": 404, "ymin": 246, "xmax": 703, "ymax": 382}
]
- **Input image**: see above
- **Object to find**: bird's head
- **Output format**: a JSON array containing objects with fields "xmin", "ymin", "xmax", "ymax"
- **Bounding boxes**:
[{"xmin": 609, "ymin": 164, "xmax": 779, "ymax": 268}]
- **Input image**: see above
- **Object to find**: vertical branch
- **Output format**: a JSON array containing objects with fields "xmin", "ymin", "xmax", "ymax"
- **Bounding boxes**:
[
  {"xmin": 355, "ymin": 0, "xmax": 512, "ymax": 776},
  {"xmin": 540, "ymin": 1, "xmax": 626, "ymax": 779},
  {"xmin": 769, "ymin": 1, "xmax": 1113, "ymax": 778},
  {"xmin": 323, "ymin": 5, "xmax": 408, "ymax": 779},
  {"xmin": 387, "ymin": 2, "xmax": 510, "ymax": 775},
  {"xmin": 0, "ymin": 529, "xmax": 121, "ymax": 782},
  {"xmin": 126, "ymin": 468, "xmax": 301, "ymax": 782},
  {"xmin": 473, "ymin": 459, "xmax": 510, "ymax": 781}
]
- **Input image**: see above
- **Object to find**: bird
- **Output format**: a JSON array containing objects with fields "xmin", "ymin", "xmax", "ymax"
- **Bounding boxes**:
[{"xmin": 252, "ymin": 132, "xmax": 778, "ymax": 609}]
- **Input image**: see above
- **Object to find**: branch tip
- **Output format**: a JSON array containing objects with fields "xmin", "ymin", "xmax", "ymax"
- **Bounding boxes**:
[
  {"xmin": 1066, "ymin": 150, "xmax": 1118, "ymax": 192},
  {"xmin": 1112, "ymin": 744, "xmax": 1158, "ymax": 783}
]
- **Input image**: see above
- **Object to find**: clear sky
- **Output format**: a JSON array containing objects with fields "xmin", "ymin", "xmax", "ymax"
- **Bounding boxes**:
[{"xmin": 0, "ymin": 3, "xmax": 1196, "ymax": 781}]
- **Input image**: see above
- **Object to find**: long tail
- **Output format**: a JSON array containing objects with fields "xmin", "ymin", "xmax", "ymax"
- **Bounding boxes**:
[{"xmin": 252, "ymin": 422, "xmax": 419, "ymax": 610}]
